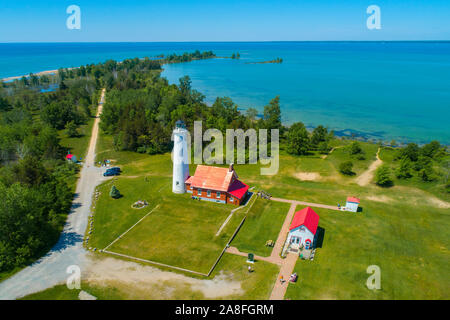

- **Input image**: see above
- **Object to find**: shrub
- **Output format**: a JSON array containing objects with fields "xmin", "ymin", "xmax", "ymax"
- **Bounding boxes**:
[
  {"xmin": 418, "ymin": 165, "xmax": 436, "ymax": 182},
  {"xmin": 350, "ymin": 142, "xmax": 363, "ymax": 155},
  {"xmin": 396, "ymin": 158, "xmax": 413, "ymax": 179},
  {"xmin": 375, "ymin": 165, "xmax": 393, "ymax": 187},
  {"xmin": 339, "ymin": 161, "xmax": 354, "ymax": 175}
]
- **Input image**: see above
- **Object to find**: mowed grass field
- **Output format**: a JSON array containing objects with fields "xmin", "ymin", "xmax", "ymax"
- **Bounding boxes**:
[
  {"xmin": 231, "ymin": 198, "xmax": 290, "ymax": 257},
  {"xmin": 285, "ymin": 202, "xmax": 450, "ymax": 299},
  {"xmin": 90, "ymin": 175, "xmax": 246, "ymax": 274}
]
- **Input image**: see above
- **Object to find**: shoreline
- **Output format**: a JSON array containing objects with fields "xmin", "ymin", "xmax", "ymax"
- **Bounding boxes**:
[
  {"xmin": 1, "ymin": 69, "xmax": 59, "ymax": 82},
  {"xmin": 2, "ymin": 62, "xmax": 448, "ymax": 147}
]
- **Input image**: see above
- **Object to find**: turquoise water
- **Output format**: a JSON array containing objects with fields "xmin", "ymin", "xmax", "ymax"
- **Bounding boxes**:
[{"xmin": 1, "ymin": 42, "xmax": 449, "ymax": 144}]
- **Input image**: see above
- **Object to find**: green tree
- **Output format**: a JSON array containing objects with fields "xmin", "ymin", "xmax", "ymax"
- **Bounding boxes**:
[
  {"xmin": 311, "ymin": 125, "xmax": 328, "ymax": 148},
  {"xmin": 349, "ymin": 141, "xmax": 363, "ymax": 155},
  {"xmin": 110, "ymin": 185, "xmax": 121, "ymax": 199},
  {"xmin": 339, "ymin": 161, "xmax": 354, "ymax": 175},
  {"xmin": 396, "ymin": 158, "xmax": 412, "ymax": 179},
  {"xmin": 418, "ymin": 164, "xmax": 436, "ymax": 182},
  {"xmin": 400, "ymin": 143, "xmax": 420, "ymax": 162},
  {"xmin": 65, "ymin": 121, "xmax": 78, "ymax": 138},
  {"xmin": 0, "ymin": 96, "xmax": 11, "ymax": 112},
  {"xmin": 420, "ymin": 141, "xmax": 441, "ymax": 159},
  {"xmin": 286, "ymin": 122, "xmax": 310, "ymax": 155},
  {"xmin": 263, "ymin": 96, "xmax": 282, "ymax": 131},
  {"xmin": 317, "ymin": 141, "xmax": 330, "ymax": 154},
  {"xmin": 375, "ymin": 165, "xmax": 393, "ymax": 187}
]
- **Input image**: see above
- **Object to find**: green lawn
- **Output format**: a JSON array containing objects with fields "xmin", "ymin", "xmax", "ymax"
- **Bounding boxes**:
[
  {"xmin": 84, "ymin": 131, "xmax": 450, "ymax": 300},
  {"xmin": 90, "ymin": 175, "xmax": 245, "ymax": 274},
  {"xmin": 232, "ymin": 198, "xmax": 290, "ymax": 257},
  {"xmin": 285, "ymin": 203, "xmax": 450, "ymax": 300}
]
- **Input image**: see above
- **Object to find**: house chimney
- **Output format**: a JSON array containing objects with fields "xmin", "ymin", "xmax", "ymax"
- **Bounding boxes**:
[{"xmin": 229, "ymin": 163, "xmax": 234, "ymax": 172}]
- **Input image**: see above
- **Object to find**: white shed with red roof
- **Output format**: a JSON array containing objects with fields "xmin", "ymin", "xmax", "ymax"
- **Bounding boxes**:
[
  {"xmin": 287, "ymin": 207, "xmax": 320, "ymax": 250},
  {"xmin": 346, "ymin": 196, "xmax": 360, "ymax": 212}
]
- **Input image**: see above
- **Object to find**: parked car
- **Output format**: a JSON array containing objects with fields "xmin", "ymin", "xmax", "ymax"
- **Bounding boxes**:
[
  {"xmin": 109, "ymin": 167, "xmax": 121, "ymax": 173},
  {"xmin": 103, "ymin": 168, "xmax": 120, "ymax": 176}
]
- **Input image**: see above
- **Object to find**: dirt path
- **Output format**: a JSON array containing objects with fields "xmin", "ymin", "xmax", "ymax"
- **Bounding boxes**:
[
  {"xmin": 0, "ymin": 89, "xmax": 107, "ymax": 300},
  {"xmin": 355, "ymin": 147, "xmax": 382, "ymax": 186},
  {"xmin": 271, "ymin": 197, "xmax": 340, "ymax": 211}
]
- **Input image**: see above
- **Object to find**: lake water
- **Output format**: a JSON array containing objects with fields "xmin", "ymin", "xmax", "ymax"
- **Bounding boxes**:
[{"xmin": 1, "ymin": 42, "xmax": 449, "ymax": 144}]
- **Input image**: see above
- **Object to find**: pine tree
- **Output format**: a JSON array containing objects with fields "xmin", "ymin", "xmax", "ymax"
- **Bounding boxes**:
[{"xmin": 110, "ymin": 185, "xmax": 121, "ymax": 199}]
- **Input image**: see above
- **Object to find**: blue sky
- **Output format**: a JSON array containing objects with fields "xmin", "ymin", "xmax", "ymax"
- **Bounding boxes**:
[{"xmin": 0, "ymin": 0, "xmax": 449, "ymax": 42}]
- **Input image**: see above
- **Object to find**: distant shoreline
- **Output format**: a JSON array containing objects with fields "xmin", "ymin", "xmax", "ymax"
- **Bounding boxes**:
[{"xmin": 1, "ymin": 69, "xmax": 59, "ymax": 82}]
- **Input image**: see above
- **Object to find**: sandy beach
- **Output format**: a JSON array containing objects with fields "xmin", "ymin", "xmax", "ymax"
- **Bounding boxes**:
[{"xmin": 1, "ymin": 69, "xmax": 59, "ymax": 82}]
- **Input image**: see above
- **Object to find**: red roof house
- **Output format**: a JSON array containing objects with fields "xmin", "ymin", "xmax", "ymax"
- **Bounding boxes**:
[
  {"xmin": 287, "ymin": 207, "xmax": 320, "ymax": 249},
  {"xmin": 185, "ymin": 164, "xmax": 249, "ymax": 205},
  {"xmin": 289, "ymin": 207, "xmax": 320, "ymax": 235}
]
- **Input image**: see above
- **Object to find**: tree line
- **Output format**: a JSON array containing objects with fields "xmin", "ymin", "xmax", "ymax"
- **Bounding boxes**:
[{"xmin": 0, "ymin": 66, "xmax": 101, "ymax": 274}]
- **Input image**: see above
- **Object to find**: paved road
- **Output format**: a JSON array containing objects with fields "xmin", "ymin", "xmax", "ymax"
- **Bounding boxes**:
[{"xmin": 0, "ymin": 89, "xmax": 107, "ymax": 300}]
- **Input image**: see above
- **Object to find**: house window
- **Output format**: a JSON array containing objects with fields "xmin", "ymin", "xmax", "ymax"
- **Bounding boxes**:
[
  {"xmin": 198, "ymin": 189, "xmax": 202, "ymax": 195},
  {"xmin": 230, "ymin": 197, "xmax": 233, "ymax": 202},
  {"xmin": 216, "ymin": 191, "xmax": 221, "ymax": 198},
  {"xmin": 207, "ymin": 190, "xmax": 211, "ymax": 197}
]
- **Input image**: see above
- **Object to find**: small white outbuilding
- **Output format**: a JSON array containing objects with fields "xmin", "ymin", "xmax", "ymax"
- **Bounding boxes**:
[{"xmin": 345, "ymin": 196, "xmax": 360, "ymax": 212}]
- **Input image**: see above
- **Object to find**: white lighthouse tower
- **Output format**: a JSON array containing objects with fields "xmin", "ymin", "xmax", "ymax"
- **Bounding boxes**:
[{"xmin": 172, "ymin": 120, "xmax": 190, "ymax": 193}]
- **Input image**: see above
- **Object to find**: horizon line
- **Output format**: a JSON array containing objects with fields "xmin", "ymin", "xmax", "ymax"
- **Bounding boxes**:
[{"xmin": 1, "ymin": 40, "xmax": 450, "ymax": 44}]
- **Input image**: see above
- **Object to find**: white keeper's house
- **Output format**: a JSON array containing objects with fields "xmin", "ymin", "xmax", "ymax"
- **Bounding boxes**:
[{"xmin": 286, "ymin": 207, "xmax": 320, "ymax": 250}]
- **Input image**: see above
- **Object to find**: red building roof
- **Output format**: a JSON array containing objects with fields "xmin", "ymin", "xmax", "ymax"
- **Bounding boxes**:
[
  {"xmin": 228, "ymin": 179, "xmax": 249, "ymax": 200},
  {"xmin": 347, "ymin": 196, "xmax": 360, "ymax": 204},
  {"xmin": 66, "ymin": 154, "xmax": 73, "ymax": 159},
  {"xmin": 289, "ymin": 207, "xmax": 320, "ymax": 235},
  {"xmin": 188, "ymin": 165, "xmax": 237, "ymax": 192}
]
